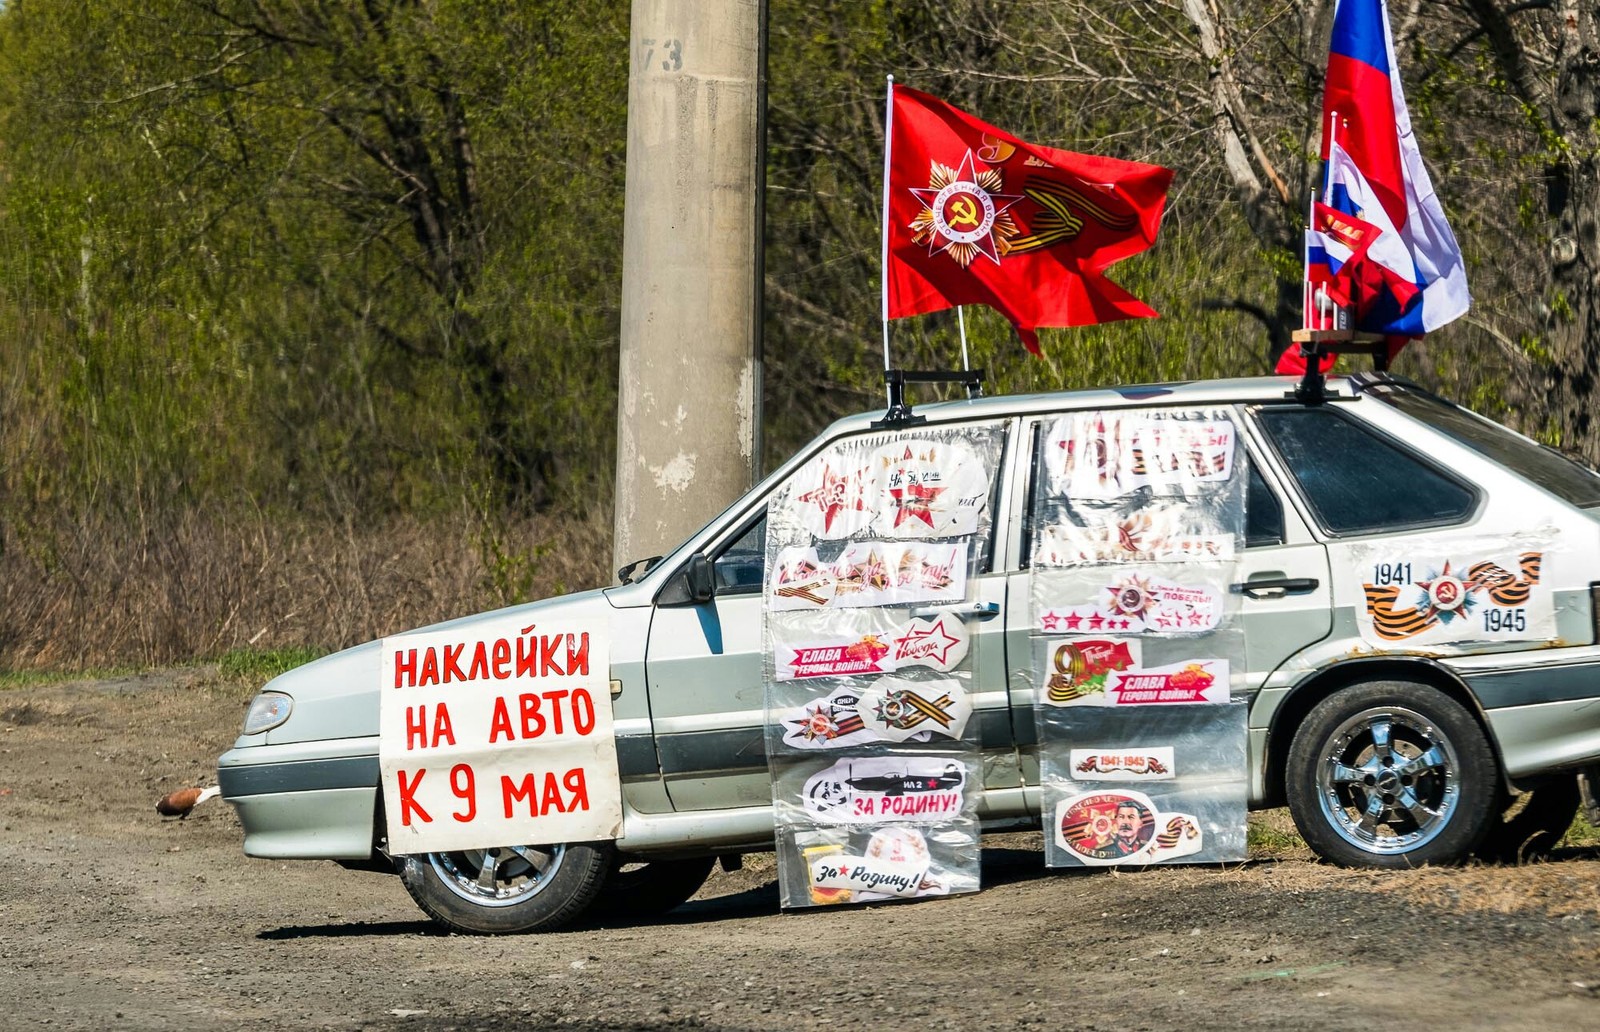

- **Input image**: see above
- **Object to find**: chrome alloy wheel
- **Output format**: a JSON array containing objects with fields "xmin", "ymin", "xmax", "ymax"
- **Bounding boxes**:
[
  {"xmin": 1316, "ymin": 705, "xmax": 1461, "ymax": 855},
  {"xmin": 427, "ymin": 845, "xmax": 567, "ymax": 908}
]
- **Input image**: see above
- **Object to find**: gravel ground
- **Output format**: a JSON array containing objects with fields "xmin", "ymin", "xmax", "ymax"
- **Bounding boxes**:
[{"xmin": 2, "ymin": 667, "xmax": 1598, "ymax": 1031}]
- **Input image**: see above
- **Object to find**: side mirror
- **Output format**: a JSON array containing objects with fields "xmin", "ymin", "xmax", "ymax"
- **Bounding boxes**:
[{"xmin": 655, "ymin": 553, "xmax": 716, "ymax": 606}]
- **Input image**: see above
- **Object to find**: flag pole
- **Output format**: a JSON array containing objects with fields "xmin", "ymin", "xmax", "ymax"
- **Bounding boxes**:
[
  {"xmin": 880, "ymin": 74, "xmax": 896, "ymax": 404},
  {"xmin": 957, "ymin": 306, "xmax": 970, "ymax": 370}
]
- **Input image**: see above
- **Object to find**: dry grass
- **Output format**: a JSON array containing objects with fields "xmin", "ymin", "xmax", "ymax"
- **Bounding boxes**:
[{"xmin": 0, "ymin": 503, "xmax": 615, "ymax": 670}]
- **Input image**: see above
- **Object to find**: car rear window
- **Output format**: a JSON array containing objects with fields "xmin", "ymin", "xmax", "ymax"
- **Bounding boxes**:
[
  {"xmin": 1366, "ymin": 384, "xmax": 1600, "ymax": 508},
  {"xmin": 1254, "ymin": 406, "xmax": 1477, "ymax": 535}
]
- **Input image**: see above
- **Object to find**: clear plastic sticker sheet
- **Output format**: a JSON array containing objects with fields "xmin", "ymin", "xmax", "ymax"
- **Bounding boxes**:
[
  {"xmin": 1036, "ymin": 702, "xmax": 1249, "ymax": 868},
  {"xmin": 768, "ymin": 745, "xmax": 979, "ymax": 908},
  {"xmin": 761, "ymin": 424, "xmax": 1002, "ymax": 909},
  {"xmin": 764, "ymin": 606, "xmax": 978, "ymax": 754},
  {"xmin": 1031, "ymin": 409, "xmax": 1247, "ymax": 569},
  {"xmin": 765, "ymin": 423, "xmax": 1007, "ymax": 557}
]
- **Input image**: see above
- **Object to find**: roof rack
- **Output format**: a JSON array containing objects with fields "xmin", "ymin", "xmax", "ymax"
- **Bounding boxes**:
[
  {"xmin": 1289, "ymin": 328, "xmax": 1389, "ymax": 405},
  {"xmin": 871, "ymin": 368, "xmax": 985, "ymax": 428}
]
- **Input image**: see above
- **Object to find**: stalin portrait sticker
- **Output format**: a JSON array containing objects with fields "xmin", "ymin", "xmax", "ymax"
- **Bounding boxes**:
[{"xmin": 1054, "ymin": 790, "xmax": 1203, "ymax": 866}]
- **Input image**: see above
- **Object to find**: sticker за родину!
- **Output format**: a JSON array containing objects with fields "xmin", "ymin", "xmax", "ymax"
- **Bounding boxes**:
[{"xmin": 802, "ymin": 757, "xmax": 968, "ymax": 825}]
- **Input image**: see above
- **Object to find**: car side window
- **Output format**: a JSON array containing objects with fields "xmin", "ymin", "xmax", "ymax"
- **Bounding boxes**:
[
  {"xmin": 1254, "ymin": 406, "xmax": 1476, "ymax": 535},
  {"xmin": 713, "ymin": 514, "xmax": 766, "ymax": 595},
  {"xmin": 1245, "ymin": 462, "xmax": 1284, "ymax": 547}
]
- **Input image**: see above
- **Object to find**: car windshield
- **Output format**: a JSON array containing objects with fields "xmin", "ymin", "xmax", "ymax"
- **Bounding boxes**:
[{"xmin": 1367, "ymin": 382, "xmax": 1600, "ymax": 508}]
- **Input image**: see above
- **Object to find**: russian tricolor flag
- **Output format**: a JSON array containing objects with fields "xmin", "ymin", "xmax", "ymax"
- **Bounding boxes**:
[{"xmin": 1290, "ymin": 0, "xmax": 1469, "ymax": 369}]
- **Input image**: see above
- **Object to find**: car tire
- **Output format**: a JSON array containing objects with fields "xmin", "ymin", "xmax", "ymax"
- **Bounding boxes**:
[
  {"xmin": 1286, "ymin": 680, "xmax": 1497, "ymax": 868},
  {"xmin": 591, "ymin": 855, "xmax": 717, "ymax": 918},
  {"xmin": 398, "ymin": 841, "xmax": 612, "ymax": 935},
  {"xmin": 1476, "ymin": 776, "xmax": 1581, "ymax": 864}
]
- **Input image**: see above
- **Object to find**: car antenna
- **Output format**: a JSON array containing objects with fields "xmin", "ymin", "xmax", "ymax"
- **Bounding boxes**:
[{"xmin": 871, "ymin": 368, "xmax": 986, "ymax": 429}]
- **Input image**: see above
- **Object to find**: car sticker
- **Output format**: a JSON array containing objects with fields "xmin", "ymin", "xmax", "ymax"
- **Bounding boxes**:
[
  {"xmin": 767, "ymin": 541, "xmax": 969, "ymax": 611},
  {"xmin": 1346, "ymin": 540, "xmax": 1558, "ymax": 646},
  {"xmin": 1036, "ymin": 508, "xmax": 1235, "ymax": 566},
  {"xmin": 780, "ymin": 676, "xmax": 973, "ymax": 749},
  {"xmin": 802, "ymin": 757, "xmax": 968, "ymax": 824},
  {"xmin": 865, "ymin": 438, "xmax": 993, "ymax": 538},
  {"xmin": 1054, "ymin": 790, "xmax": 1203, "ymax": 866},
  {"xmin": 1036, "ymin": 571, "xmax": 1227, "ymax": 633},
  {"xmin": 806, "ymin": 827, "xmax": 955, "ymax": 901},
  {"xmin": 1038, "ymin": 638, "xmax": 1231, "ymax": 706},
  {"xmin": 1068, "ymin": 747, "xmax": 1176, "ymax": 781},
  {"xmin": 770, "ymin": 613, "xmax": 970, "ymax": 681},
  {"xmin": 1045, "ymin": 413, "xmax": 1237, "ymax": 497}
]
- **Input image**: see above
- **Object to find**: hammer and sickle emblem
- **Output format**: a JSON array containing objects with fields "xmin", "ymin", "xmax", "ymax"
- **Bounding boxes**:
[{"xmin": 947, "ymin": 196, "xmax": 980, "ymax": 229}]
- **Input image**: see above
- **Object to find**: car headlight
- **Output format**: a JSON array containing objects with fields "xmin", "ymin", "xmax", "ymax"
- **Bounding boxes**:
[{"xmin": 242, "ymin": 691, "xmax": 293, "ymax": 735}]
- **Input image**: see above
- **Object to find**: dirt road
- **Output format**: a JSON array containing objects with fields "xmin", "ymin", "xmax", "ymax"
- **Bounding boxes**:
[{"xmin": 3, "ymin": 668, "xmax": 1599, "ymax": 1031}]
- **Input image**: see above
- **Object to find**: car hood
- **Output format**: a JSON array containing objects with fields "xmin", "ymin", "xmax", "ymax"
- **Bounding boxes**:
[{"xmin": 255, "ymin": 588, "xmax": 617, "ymax": 746}]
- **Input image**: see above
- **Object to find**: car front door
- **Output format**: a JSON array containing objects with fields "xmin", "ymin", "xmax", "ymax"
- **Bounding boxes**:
[{"xmin": 642, "ymin": 417, "xmax": 1019, "ymax": 814}]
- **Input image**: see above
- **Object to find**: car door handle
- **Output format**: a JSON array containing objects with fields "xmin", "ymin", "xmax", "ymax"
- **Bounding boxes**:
[
  {"xmin": 909, "ymin": 601, "xmax": 1001, "ymax": 620},
  {"xmin": 1230, "ymin": 577, "xmax": 1319, "ymax": 600}
]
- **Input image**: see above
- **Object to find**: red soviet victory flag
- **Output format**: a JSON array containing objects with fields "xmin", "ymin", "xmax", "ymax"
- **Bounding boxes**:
[{"xmin": 884, "ymin": 84, "xmax": 1174, "ymax": 354}]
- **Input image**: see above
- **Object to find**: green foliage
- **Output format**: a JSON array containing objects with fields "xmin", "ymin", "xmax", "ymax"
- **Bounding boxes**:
[
  {"xmin": 0, "ymin": 0, "xmax": 1594, "ymax": 622},
  {"xmin": 217, "ymin": 646, "xmax": 327, "ymax": 681}
]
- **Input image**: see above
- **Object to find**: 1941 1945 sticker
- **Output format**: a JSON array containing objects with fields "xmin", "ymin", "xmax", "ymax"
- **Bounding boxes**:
[{"xmin": 1356, "ymin": 548, "xmax": 1552, "ymax": 645}]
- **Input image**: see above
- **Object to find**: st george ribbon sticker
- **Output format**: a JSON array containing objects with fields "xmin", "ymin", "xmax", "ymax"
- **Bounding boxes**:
[
  {"xmin": 802, "ymin": 757, "xmax": 967, "ymax": 824},
  {"xmin": 768, "ymin": 542, "xmax": 969, "ymax": 612},
  {"xmin": 782, "ymin": 677, "xmax": 972, "ymax": 749}
]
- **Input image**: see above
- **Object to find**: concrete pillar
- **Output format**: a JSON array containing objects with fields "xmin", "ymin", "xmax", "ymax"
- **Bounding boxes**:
[{"xmin": 613, "ymin": 0, "xmax": 764, "ymax": 574}]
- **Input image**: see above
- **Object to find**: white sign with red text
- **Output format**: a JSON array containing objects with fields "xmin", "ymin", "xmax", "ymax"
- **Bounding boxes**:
[{"xmin": 377, "ymin": 613, "xmax": 621, "ymax": 854}]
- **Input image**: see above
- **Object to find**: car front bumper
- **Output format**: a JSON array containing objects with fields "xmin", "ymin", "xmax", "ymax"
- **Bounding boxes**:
[{"xmin": 218, "ymin": 736, "xmax": 380, "ymax": 860}]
